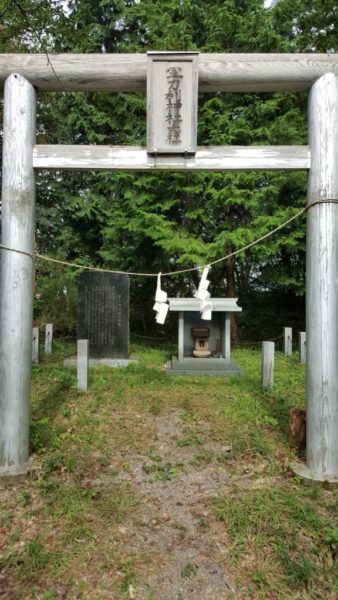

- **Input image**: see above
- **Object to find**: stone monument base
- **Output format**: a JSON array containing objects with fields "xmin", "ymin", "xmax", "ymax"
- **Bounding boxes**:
[
  {"xmin": 166, "ymin": 356, "xmax": 243, "ymax": 377},
  {"xmin": 64, "ymin": 357, "xmax": 139, "ymax": 368}
]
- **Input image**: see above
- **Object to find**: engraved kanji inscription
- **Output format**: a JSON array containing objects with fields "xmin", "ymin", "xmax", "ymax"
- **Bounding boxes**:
[
  {"xmin": 147, "ymin": 53, "xmax": 198, "ymax": 154},
  {"xmin": 166, "ymin": 66, "xmax": 183, "ymax": 145},
  {"xmin": 78, "ymin": 272, "xmax": 129, "ymax": 359}
]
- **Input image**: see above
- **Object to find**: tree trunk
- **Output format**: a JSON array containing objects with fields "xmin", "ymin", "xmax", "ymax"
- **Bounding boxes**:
[{"xmin": 226, "ymin": 248, "xmax": 240, "ymax": 343}]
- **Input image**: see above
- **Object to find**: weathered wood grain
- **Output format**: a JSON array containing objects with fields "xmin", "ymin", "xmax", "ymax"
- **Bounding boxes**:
[
  {"xmin": 0, "ymin": 74, "xmax": 36, "ymax": 474},
  {"xmin": 33, "ymin": 145, "xmax": 310, "ymax": 171},
  {"xmin": 306, "ymin": 73, "xmax": 338, "ymax": 477},
  {"xmin": 0, "ymin": 54, "xmax": 338, "ymax": 92}
]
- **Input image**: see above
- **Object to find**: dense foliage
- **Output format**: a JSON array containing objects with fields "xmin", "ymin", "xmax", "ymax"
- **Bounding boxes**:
[{"xmin": 1, "ymin": 0, "xmax": 337, "ymax": 337}]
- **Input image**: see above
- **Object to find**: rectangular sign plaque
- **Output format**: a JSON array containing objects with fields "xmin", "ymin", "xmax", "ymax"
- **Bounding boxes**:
[{"xmin": 147, "ymin": 52, "xmax": 198, "ymax": 155}]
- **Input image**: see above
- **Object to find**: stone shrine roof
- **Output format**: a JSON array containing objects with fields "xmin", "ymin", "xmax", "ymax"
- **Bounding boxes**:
[{"xmin": 168, "ymin": 298, "xmax": 242, "ymax": 312}]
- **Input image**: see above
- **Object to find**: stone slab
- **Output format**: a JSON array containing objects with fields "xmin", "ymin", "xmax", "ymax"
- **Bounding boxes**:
[
  {"xmin": 78, "ymin": 271, "xmax": 129, "ymax": 359},
  {"xmin": 170, "ymin": 356, "xmax": 232, "ymax": 369},
  {"xmin": 64, "ymin": 357, "xmax": 139, "ymax": 368},
  {"xmin": 166, "ymin": 358, "xmax": 243, "ymax": 377}
]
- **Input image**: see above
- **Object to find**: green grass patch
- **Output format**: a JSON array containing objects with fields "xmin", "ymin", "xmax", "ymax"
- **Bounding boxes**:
[
  {"xmin": 142, "ymin": 460, "xmax": 184, "ymax": 481},
  {"xmin": 1, "ymin": 341, "xmax": 335, "ymax": 599},
  {"xmin": 181, "ymin": 562, "xmax": 198, "ymax": 577},
  {"xmin": 190, "ymin": 450, "xmax": 214, "ymax": 466},
  {"xmin": 214, "ymin": 483, "xmax": 337, "ymax": 595}
]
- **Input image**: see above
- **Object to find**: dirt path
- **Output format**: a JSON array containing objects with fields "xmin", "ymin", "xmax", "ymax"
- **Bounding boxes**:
[{"xmin": 85, "ymin": 409, "xmax": 271, "ymax": 599}]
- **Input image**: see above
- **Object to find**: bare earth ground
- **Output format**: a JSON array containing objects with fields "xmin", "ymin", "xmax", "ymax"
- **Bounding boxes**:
[
  {"xmin": 0, "ymin": 407, "xmax": 276, "ymax": 600},
  {"xmin": 107, "ymin": 411, "xmax": 237, "ymax": 599},
  {"xmin": 78, "ymin": 410, "xmax": 279, "ymax": 600}
]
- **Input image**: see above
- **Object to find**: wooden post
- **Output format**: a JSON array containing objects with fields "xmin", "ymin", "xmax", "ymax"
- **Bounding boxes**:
[
  {"xmin": 299, "ymin": 332, "xmax": 306, "ymax": 364},
  {"xmin": 77, "ymin": 340, "xmax": 89, "ymax": 391},
  {"xmin": 45, "ymin": 323, "xmax": 53, "ymax": 354},
  {"xmin": 32, "ymin": 328, "xmax": 40, "ymax": 364},
  {"xmin": 0, "ymin": 74, "xmax": 36, "ymax": 476},
  {"xmin": 262, "ymin": 342, "xmax": 275, "ymax": 389},
  {"xmin": 304, "ymin": 72, "xmax": 338, "ymax": 481},
  {"xmin": 283, "ymin": 327, "xmax": 292, "ymax": 356}
]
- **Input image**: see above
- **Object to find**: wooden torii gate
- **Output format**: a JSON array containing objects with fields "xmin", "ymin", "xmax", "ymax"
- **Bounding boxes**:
[{"xmin": 0, "ymin": 53, "xmax": 337, "ymax": 483}]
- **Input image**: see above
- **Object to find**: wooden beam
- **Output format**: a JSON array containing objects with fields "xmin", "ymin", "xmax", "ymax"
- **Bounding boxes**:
[
  {"xmin": 0, "ymin": 54, "xmax": 338, "ymax": 92},
  {"xmin": 33, "ymin": 145, "xmax": 310, "ymax": 171}
]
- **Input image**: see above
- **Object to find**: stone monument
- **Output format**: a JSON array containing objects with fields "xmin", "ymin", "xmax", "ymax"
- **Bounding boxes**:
[
  {"xmin": 65, "ymin": 271, "xmax": 137, "ymax": 368},
  {"xmin": 78, "ymin": 271, "xmax": 129, "ymax": 359}
]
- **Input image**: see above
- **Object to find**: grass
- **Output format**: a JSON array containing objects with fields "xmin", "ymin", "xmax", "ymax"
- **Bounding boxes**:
[
  {"xmin": 0, "ymin": 341, "xmax": 336, "ymax": 599},
  {"xmin": 142, "ymin": 459, "xmax": 184, "ymax": 481},
  {"xmin": 180, "ymin": 562, "xmax": 198, "ymax": 577},
  {"xmin": 214, "ymin": 484, "xmax": 337, "ymax": 596}
]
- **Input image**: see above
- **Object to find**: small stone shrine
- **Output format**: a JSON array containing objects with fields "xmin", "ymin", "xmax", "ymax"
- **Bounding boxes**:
[
  {"xmin": 76, "ymin": 271, "xmax": 131, "ymax": 365},
  {"xmin": 192, "ymin": 327, "xmax": 211, "ymax": 358},
  {"xmin": 166, "ymin": 297, "xmax": 242, "ymax": 376}
]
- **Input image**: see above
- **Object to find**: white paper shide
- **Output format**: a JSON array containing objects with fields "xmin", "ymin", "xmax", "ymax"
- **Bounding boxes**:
[
  {"xmin": 153, "ymin": 273, "xmax": 169, "ymax": 324},
  {"xmin": 194, "ymin": 265, "xmax": 212, "ymax": 320}
]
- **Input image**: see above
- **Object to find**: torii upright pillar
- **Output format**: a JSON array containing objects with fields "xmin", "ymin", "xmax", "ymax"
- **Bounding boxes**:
[
  {"xmin": 293, "ymin": 73, "xmax": 338, "ymax": 483},
  {"xmin": 0, "ymin": 74, "xmax": 36, "ymax": 476}
]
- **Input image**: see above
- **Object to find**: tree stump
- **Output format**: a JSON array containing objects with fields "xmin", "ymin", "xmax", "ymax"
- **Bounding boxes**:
[{"xmin": 289, "ymin": 408, "xmax": 306, "ymax": 453}]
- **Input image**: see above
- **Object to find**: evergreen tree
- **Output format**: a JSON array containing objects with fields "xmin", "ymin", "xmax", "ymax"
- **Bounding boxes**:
[{"xmin": 44, "ymin": 0, "xmax": 309, "ymax": 337}]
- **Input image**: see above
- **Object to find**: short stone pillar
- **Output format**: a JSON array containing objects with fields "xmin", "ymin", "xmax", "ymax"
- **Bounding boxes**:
[
  {"xmin": 299, "ymin": 332, "xmax": 306, "ymax": 364},
  {"xmin": 283, "ymin": 327, "xmax": 292, "ymax": 356},
  {"xmin": 32, "ymin": 327, "xmax": 39, "ymax": 364},
  {"xmin": 45, "ymin": 323, "xmax": 53, "ymax": 354},
  {"xmin": 262, "ymin": 341, "xmax": 275, "ymax": 389},
  {"xmin": 77, "ymin": 339, "xmax": 89, "ymax": 391}
]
